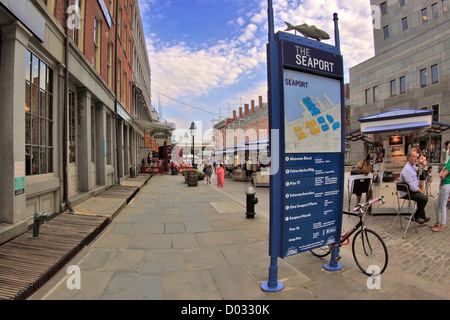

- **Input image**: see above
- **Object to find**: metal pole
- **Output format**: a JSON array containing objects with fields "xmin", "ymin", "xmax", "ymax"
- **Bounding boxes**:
[{"xmin": 261, "ymin": 0, "xmax": 284, "ymax": 292}]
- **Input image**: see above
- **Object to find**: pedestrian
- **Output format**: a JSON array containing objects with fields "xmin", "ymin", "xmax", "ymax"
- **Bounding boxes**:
[
  {"xmin": 426, "ymin": 165, "xmax": 434, "ymax": 197},
  {"xmin": 217, "ymin": 163, "xmax": 224, "ymax": 187},
  {"xmin": 205, "ymin": 162, "xmax": 212, "ymax": 184},
  {"xmin": 245, "ymin": 156, "xmax": 253, "ymax": 182},
  {"xmin": 432, "ymin": 160, "xmax": 450, "ymax": 232},
  {"xmin": 399, "ymin": 149, "xmax": 429, "ymax": 224},
  {"xmin": 418, "ymin": 155, "xmax": 428, "ymax": 191},
  {"xmin": 353, "ymin": 154, "xmax": 373, "ymax": 205}
]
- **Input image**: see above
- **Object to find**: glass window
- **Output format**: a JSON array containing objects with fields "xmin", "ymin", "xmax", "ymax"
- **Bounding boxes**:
[
  {"xmin": 402, "ymin": 17, "xmax": 408, "ymax": 31},
  {"xmin": 390, "ymin": 80, "xmax": 396, "ymax": 97},
  {"xmin": 399, "ymin": 0, "xmax": 406, "ymax": 7},
  {"xmin": 443, "ymin": 0, "xmax": 449, "ymax": 14},
  {"xmin": 373, "ymin": 86, "xmax": 378, "ymax": 102},
  {"xmin": 400, "ymin": 76, "xmax": 406, "ymax": 94},
  {"xmin": 432, "ymin": 3, "xmax": 439, "ymax": 19},
  {"xmin": 69, "ymin": 91, "xmax": 76, "ymax": 163},
  {"xmin": 106, "ymin": 113, "xmax": 112, "ymax": 165},
  {"xmin": 420, "ymin": 68, "xmax": 428, "ymax": 87},
  {"xmin": 421, "ymin": 8, "xmax": 429, "ymax": 23},
  {"xmin": 431, "ymin": 64, "xmax": 439, "ymax": 84},
  {"xmin": 25, "ymin": 50, "xmax": 53, "ymax": 176},
  {"xmin": 383, "ymin": 25, "xmax": 389, "ymax": 39},
  {"xmin": 91, "ymin": 105, "xmax": 96, "ymax": 162},
  {"xmin": 381, "ymin": 2, "xmax": 387, "ymax": 15},
  {"xmin": 432, "ymin": 104, "xmax": 439, "ymax": 122},
  {"xmin": 365, "ymin": 89, "xmax": 370, "ymax": 104}
]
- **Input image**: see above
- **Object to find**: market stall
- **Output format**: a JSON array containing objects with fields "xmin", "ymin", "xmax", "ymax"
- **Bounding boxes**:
[{"xmin": 347, "ymin": 109, "xmax": 450, "ymax": 214}]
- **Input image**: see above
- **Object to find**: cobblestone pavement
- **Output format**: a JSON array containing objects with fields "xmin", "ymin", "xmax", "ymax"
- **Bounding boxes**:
[{"xmin": 210, "ymin": 170, "xmax": 449, "ymax": 298}]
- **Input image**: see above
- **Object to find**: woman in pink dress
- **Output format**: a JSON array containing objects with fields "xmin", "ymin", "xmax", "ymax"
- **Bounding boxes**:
[{"xmin": 217, "ymin": 164, "xmax": 225, "ymax": 187}]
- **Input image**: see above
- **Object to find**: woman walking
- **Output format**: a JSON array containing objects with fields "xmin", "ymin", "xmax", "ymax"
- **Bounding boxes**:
[
  {"xmin": 217, "ymin": 164, "xmax": 224, "ymax": 187},
  {"xmin": 205, "ymin": 162, "xmax": 212, "ymax": 185},
  {"xmin": 433, "ymin": 160, "xmax": 450, "ymax": 232}
]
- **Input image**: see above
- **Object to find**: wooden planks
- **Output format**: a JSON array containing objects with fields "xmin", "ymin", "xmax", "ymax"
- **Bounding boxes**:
[{"xmin": 0, "ymin": 213, "xmax": 109, "ymax": 300}]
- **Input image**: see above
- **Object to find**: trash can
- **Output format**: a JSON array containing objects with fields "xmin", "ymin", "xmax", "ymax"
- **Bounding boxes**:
[{"xmin": 187, "ymin": 170, "xmax": 198, "ymax": 187}]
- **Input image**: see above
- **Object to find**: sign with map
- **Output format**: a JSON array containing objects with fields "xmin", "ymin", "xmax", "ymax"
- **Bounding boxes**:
[
  {"xmin": 275, "ymin": 39, "xmax": 344, "ymax": 258},
  {"xmin": 284, "ymin": 70, "xmax": 341, "ymax": 153}
]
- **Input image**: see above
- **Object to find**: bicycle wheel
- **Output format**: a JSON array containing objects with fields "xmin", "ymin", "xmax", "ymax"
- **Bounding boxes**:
[
  {"xmin": 310, "ymin": 245, "xmax": 332, "ymax": 257},
  {"xmin": 352, "ymin": 229, "xmax": 388, "ymax": 276}
]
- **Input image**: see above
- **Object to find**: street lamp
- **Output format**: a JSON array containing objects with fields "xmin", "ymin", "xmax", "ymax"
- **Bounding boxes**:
[{"xmin": 190, "ymin": 121, "xmax": 197, "ymax": 168}]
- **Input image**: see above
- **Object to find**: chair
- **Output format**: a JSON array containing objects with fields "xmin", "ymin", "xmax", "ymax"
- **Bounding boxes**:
[
  {"xmin": 389, "ymin": 183, "xmax": 417, "ymax": 239},
  {"xmin": 348, "ymin": 177, "xmax": 372, "ymax": 210}
]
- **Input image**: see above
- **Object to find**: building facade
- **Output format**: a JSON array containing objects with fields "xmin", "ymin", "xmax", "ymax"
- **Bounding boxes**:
[
  {"xmin": 213, "ymin": 96, "xmax": 269, "ymax": 165},
  {"xmin": 349, "ymin": 0, "xmax": 450, "ymax": 162},
  {"xmin": 0, "ymin": 0, "xmax": 166, "ymax": 244}
]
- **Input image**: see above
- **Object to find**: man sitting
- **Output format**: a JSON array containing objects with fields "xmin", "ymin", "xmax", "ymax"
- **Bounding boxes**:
[{"xmin": 399, "ymin": 149, "xmax": 430, "ymax": 224}]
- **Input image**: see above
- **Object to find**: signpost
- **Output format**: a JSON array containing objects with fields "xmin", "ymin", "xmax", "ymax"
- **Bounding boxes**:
[{"xmin": 262, "ymin": 1, "xmax": 345, "ymax": 292}]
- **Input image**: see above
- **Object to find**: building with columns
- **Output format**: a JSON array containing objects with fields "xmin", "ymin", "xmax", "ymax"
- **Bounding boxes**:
[{"xmin": 0, "ymin": 0, "xmax": 171, "ymax": 244}]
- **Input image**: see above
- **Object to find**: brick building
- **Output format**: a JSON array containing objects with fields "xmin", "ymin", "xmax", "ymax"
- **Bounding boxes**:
[{"xmin": 0, "ymin": 0, "xmax": 169, "ymax": 244}]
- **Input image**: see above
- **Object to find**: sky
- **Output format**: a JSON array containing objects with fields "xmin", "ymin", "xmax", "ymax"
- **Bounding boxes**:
[{"xmin": 137, "ymin": 0, "xmax": 376, "ymax": 141}]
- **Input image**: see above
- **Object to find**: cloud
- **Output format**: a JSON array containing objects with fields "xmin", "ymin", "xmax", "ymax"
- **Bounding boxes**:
[{"xmin": 143, "ymin": 0, "xmax": 375, "ymax": 126}]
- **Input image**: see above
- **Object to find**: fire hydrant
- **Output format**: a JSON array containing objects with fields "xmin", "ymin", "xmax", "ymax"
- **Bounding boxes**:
[
  {"xmin": 30, "ymin": 212, "xmax": 47, "ymax": 239},
  {"xmin": 245, "ymin": 186, "xmax": 258, "ymax": 219}
]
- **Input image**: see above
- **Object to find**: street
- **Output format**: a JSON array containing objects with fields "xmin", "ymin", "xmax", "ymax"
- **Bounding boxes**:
[{"xmin": 29, "ymin": 170, "xmax": 449, "ymax": 300}]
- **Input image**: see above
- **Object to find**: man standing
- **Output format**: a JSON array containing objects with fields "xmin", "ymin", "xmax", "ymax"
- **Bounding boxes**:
[{"xmin": 399, "ymin": 149, "xmax": 430, "ymax": 224}]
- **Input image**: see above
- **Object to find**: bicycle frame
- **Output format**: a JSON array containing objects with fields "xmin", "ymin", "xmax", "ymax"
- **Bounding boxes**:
[{"xmin": 334, "ymin": 197, "xmax": 385, "ymax": 248}]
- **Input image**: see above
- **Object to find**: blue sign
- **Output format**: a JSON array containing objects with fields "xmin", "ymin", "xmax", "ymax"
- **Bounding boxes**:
[
  {"xmin": 267, "ymin": 21, "xmax": 345, "ymax": 260},
  {"xmin": 262, "ymin": 4, "xmax": 344, "ymax": 292}
]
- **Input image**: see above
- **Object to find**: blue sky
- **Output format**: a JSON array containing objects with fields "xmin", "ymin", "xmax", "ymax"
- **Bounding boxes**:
[{"xmin": 138, "ymin": 0, "xmax": 375, "ymax": 139}]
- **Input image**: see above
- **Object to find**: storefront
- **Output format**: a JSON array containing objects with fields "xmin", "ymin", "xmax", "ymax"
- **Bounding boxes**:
[{"xmin": 346, "ymin": 109, "xmax": 450, "ymax": 214}]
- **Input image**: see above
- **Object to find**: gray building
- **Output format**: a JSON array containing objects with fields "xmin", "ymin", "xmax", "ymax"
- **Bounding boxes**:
[{"xmin": 349, "ymin": 0, "xmax": 450, "ymax": 162}]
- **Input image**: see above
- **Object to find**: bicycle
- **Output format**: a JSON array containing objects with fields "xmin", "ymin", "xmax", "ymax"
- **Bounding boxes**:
[{"xmin": 310, "ymin": 197, "xmax": 388, "ymax": 276}]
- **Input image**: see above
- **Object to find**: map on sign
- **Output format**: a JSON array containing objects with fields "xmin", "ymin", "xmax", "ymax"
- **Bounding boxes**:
[{"xmin": 284, "ymin": 70, "xmax": 341, "ymax": 153}]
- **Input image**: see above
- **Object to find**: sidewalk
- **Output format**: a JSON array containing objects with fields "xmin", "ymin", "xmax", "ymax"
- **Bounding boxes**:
[{"xmin": 24, "ymin": 173, "xmax": 448, "ymax": 300}]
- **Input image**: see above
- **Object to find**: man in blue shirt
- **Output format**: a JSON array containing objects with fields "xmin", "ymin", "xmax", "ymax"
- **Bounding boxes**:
[{"xmin": 399, "ymin": 149, "xmax": 429, "ymax": 224}]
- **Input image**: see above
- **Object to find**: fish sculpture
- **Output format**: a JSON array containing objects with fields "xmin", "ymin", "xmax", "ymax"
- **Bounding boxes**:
[{"xmin": 284, "ymin": 22, "xmax": 330, "ymax": 41}]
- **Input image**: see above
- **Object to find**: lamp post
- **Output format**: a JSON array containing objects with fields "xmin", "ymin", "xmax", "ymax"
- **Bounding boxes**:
[{"xmin": 190, "ymin": 122, "xmax": 197, "ymax": 168}]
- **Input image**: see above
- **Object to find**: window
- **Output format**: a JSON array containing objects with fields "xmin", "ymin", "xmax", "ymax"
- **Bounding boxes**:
[
  {"xmin": 432, "ymin": 104, "xmax": 439, "ymax": 122},
  {"xmin": 381, "ymin": 2, "xmax": 387, "ymax": 15},
  {"xmin": 383, "ymin": 25, "xmax": 389, "ymax": 39},
  {"xmin": 118, "ymin": 3, "xmax": 122, "ymax": 39},
  {"xmin": 117, "ymin": 59, "xmax": 121, "ymax": 100},
  {"xmin": 106, "ymin": 113, "xmax": 112, "ymax": 165},
  {"xmin": 123, "ymin": 71, "xmax": 127, "ymax": 104},
  {"xmin": 72, "ymin": 0, "xmax": 84, "ymax": 51},
  {"xmin": 365, "ymin": 89, "xmax": 370, "ymax": 104},
  {"xmin": 420, "ymin": 68, "xmax": 428, "ymax": 87},
  {"xmin": 443, "ymin": 0, "xmax": 449, "ymax": 14},
  {"xmin": 68, "ymin": 91, "xmax": 76, "ymax": 163},
  {"xmin": 400, "ymin": 76, "xmax": 407, "ymax": 94},
  {"xmin": 421, "ymin": 8, "xmax": 429, "ymax": 23},
  {"xmin": 432, "ymin": 3, "xmax": 439, "ymax": 19},
  {"xmin": 390, "ymin": 80, "xmax": 396, "ymax": 97},
  {"xmin": 25, "ymin": 50, "xmax": 54, "ymax": 176},
  {"xmin": 91, "ymin": 105, "xmax": 96, "ymax": 162},
  {"xmin": 399, "ymin": 0, "xmax": 406, "ymax": 6},
  {"xmin": 93, "ymin": 15, "xmax": 101, "ymax": 73},
  {"xmin": 107, "ymin": 40, "xmax": 113, "ymax": 88},
  {"xmin": 431, "ymin": 64, "xmax": 439, "ymax": 84},
  {"xmin": 373, "ymin": 86, "xmax": 378, "ymax": 102},
  {"xmin": 402, "ymin": 17, "xmax": 408, "ymax": 31}
]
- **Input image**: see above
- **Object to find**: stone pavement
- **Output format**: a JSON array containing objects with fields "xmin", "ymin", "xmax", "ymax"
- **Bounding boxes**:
[{"xmin": 29, "ymin": 172, "xmax": 449, "ymax": 301}]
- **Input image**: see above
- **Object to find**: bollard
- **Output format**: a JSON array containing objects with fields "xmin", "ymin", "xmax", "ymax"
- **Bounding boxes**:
[
  {"xmin": 30, "ymin": 212, "xmax": 47, "ymax": 239},
  {"xmin": 245, "ymin": 186, "xmax": 259, "ymax": 218}
]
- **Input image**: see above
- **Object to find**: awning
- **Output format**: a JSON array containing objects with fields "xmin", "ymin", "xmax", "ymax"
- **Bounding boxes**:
[
  {"xmin": 358, "ymin": 109, "xmax": 434, "ymax": 122},
  {"xmin": 134, "ymin": 118, "xmax": 175, "ymax": 132},
  {"xmin": 420, "ymin": 121, "xmax": 450, "ymax": 138},
  {"xmin": 363, "ymin": 121, "xmax": 430, "ymax": 134},
  {"xmin": 345, "ymin": 129, "xmax": 375, "ymax": 145}
]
